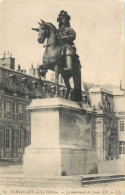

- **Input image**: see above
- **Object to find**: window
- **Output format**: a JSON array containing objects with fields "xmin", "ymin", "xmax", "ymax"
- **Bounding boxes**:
[
  {"xmin": 3, "ymin": 100, "xmax": 6, "ymax": 111},
  {"xmin": 119, "ymin": 141, "xmax": 125, "ymax": 154},
  {"xmin": 12, "ymin": 102, "xmax": 15, "ymax": 112},
  {"xmin": 18, "ymin": 129, "xmax": 24, "ymax": 149},
  {"xmin": 119, "ymin": 121, "xmax": 124, "ymax": 132},
  {"xmin": 19, "ymin": 104, "xmax": 23, "ymax": 114},
  {"xmin": 7, "ymin": 101, "xmax": 11, "ymax": 112},
  {"xmin": 18, "ymin": 130, "xmax": 22, "ymax": 148},
  {"xmin": 119, "ymin": 145, "xmax": 122, "ymax": 154},
  {"xmin": 123, "ymin": 147, "xmax": 125, "ymax": 154},
  {"xmin": 4, "ymin": 128, "xmax": 12, "ymax": 157},
  {"xmin": 91, "ymin": 116, "xmax": 95, "ymax": 126},
  {"xmin": 16, "ymin": 103, "xmax": 18, "ymax": 113},
  {"xmin": 5, "ymin": 129, "xmax": 10, "ymax": 148}
]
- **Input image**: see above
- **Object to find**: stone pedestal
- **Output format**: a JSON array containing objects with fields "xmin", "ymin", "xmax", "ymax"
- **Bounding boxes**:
[{"xmin": 23, "ymin": 98, "xmax": 98, "ymax": 177}]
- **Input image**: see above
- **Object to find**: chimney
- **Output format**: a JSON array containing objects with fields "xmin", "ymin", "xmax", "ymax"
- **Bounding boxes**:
[
  {"xmin": 23, "ymin": 69, "xmax": 26, "ymax": 74},
  {"xmin": 120, "ymin": 80, "xmax": 123, "ymax": 91},
  {"xmin": 7, "ymin": 51, "xmax": 10, "ymax": 57},
  {"xmin": 3, "ymin": 51, "xmax": 6, "ymax": 58},
  {"xmin": 17, "ymin": 64, "xmax": 21, "ymax": 71},
  {"xmin": 34, "ymin": 68, "xmax": 39, "ymax": 77},
  {"xmin": 0, "ymin": 51, "xmax": 15, "ymax": 70},
  {"xmin": 34, "ymin": 63, "xmax": 40, "ymax": 77},
  {"xmin": 29, "ymin": 64, "xmax": 35, "ymax": 76}
]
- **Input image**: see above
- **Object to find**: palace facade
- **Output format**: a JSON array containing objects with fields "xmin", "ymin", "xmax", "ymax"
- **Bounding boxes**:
[{"xmin": 0, "ymin": 55, "xmax": 65, "ymax": 162}]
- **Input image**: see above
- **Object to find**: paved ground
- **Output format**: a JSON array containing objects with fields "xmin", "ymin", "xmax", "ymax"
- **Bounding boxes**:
[
  {"xmin": 0, "ymin": 165, "xmax": 23, "ymax": 175},
  {"xmin": 0, "ymin": 165, "xmax": 125, "ymax": 195}
]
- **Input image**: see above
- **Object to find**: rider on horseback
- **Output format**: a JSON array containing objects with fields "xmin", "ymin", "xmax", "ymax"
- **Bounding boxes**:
[
  {"xmin": 57, "ymin": 10, "xmax": 77, "ymax": 72},
  {"xmin": 32, "ymin": 11, "xmax": 81, "ymax": 101}
]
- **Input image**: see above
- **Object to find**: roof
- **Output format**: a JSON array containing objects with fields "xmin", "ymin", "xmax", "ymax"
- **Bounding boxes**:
[
  {"xmin": 83, "ymin": 82, "xmax": 97, "ymax": 93},
  {"xmin": 0, "ymin": 66, "xmax": 56, "ymax": 99},
  {"xmin": 100, "ymin": 84, "xmax": 121, "ymax": 92}
]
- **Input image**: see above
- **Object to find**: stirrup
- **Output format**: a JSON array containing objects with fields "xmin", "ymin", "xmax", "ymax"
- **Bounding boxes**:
[{"xmin": 64, "ymin": 67, "xmax": 72, "ymax": 71}]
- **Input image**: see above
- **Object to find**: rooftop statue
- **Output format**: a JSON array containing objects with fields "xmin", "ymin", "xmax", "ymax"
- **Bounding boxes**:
[{"xmin": 32, "ymin": 10, "xmax": 81, "ymax": 102}]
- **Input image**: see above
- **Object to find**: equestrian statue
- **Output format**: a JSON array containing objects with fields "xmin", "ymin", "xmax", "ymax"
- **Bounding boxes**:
[{"xmin": 32, "ymin": 10, "xmax": 82, "ymax": 102}]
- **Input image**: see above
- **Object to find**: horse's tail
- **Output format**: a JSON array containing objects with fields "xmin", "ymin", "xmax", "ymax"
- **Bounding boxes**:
[
  {"xmin": 72, "ymin": 56, "xmax": 82, "ymax": 102},
  {"xmin": 73, "ymin": 56, "xmax": 81, "ymax": 70}
]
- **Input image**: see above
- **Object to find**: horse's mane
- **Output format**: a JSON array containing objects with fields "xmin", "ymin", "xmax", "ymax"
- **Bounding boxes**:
[{"xmin": 47, "ymin": 22, "xmax": 57, "ymax": 33}]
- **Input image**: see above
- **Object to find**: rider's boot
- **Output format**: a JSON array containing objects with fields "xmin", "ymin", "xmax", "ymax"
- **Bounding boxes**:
[{"xmin": 64, "ymin": 55, "xmax": 72, "ymax": 72}]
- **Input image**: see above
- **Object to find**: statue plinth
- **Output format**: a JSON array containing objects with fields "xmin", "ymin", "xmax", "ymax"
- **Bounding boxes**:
[{"xmin": 23, "ymin": 98, "xmax": 98, "ymax": 177}]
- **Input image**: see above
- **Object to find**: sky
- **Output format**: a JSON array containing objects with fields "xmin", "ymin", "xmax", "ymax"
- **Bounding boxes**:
[{"xmin": 0, "ymin": 0, "xmax": 124, "ymax": 87}]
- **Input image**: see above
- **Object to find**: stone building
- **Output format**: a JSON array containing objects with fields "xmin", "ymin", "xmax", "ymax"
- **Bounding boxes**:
[
  {"xmin": 89, "ymin": 86, "xmax": 119, "ymax": 161},
  {"xmin": 97, "ymin": 84, "xmax": 125, "ymax": 159},
  {"xmin": 0, "ymin": 69, "xmax": 31, "ymax": 161},
  {"xmin": 0, "ymin": 54, "xmax": 68, "ymax": 162},
  {"xmin": 110, "ymin": 85, "xmax": 125, "ymax": 159},
  {"xmin": 0, "ymin": 54, "xmax": 122, "ymax": 163}
]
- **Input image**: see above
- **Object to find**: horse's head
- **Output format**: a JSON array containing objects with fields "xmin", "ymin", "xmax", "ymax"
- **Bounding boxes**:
[
  {"xmin": 32, "ymin": 20, "xmax": 57, "ymax": 44},
  {"xmin": 32, "ymin": 20, "xmax": 49, "ymax": 43}
]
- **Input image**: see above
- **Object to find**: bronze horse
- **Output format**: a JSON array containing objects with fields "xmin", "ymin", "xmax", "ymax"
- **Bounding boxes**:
[{"xmin": 32, "ymin": 20, "xmax": 81, "ymax": 102}]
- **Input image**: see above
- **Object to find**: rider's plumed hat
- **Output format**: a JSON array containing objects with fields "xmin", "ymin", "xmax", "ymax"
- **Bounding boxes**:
[{"xmin": 57, "ymin": 10, "xmax": 71, "ymax": 27}]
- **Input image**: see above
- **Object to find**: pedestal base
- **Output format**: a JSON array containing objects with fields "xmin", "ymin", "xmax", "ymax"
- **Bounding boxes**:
[
  {"xmin": 23, "ymin": 98, "xmax": 98, "ymax": 177},
  {"xmin": 23, "ymin": 147, "xmax": 98, "ymax": 177}
]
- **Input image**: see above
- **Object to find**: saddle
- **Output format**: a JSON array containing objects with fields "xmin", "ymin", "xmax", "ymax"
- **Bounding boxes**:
[{"xmin": 60, "ymin": 44, "xmax": 79, "ymax": 60}]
